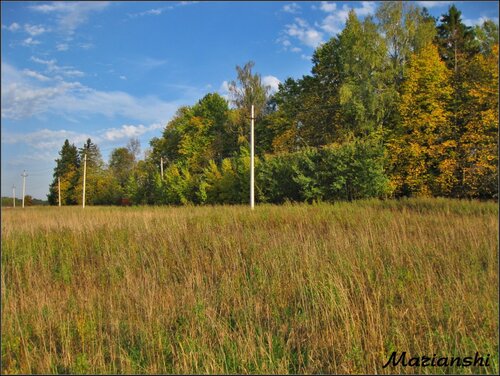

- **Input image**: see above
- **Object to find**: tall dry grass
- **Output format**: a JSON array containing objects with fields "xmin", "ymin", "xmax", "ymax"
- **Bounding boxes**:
[{"xmin": 1, "ymin": 198, "xmax": 498, "ymax": 374}]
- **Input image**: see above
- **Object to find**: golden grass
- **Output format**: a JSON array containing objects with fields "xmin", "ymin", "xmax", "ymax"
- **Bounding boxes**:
[{"xmin": 1, "ymin": 198, "xmax": 498, "ymax": 374}]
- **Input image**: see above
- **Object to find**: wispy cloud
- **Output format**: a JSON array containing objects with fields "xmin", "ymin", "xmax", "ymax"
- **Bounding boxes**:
[
  {"xmin": 2, "ymin": 62, "xmax": 179, "ymax": 124},
  {"xmin": 24, "ymin": 24, "xmax": 49, "ymax": 36},
  {"xmin": 319, "ymin": 1, "xmax": 376, "ymax": 35},
  {"xmin": 22, "ymin": 37, "xmax": 41, "ymax": 47},
  {"xmin": 3, "ymin": 124, "xmax": 163, "ymax": 151},
  {"xmin": 129, "ymin": 1, "xmax": 199, "ymax": 18},
  {"xmin": 31, "ymin": 56, "xmax": 84, "ymax": 77},
  {"xmin": 319, "ymin": 2, "xmax": 337, "ymax": 13},
  {"xmin": 416, "ymin": 1, "xmax": 454, "ymax": 9},
  {"xmin": 79, "ymin": 42, "xmax": 94, "ymax": 50},
  {"xmin": 278, "ymin": 1, "xmax": 376, "ymax": 53},
  {"xmin": 283, "ymin": 3, "xmax": 301, "ymax": 14},
  {"xmin": 2, "ymin": 22, "xmax": 21, "ymax": 32},
  {"xmin": 129, "ymin": 7, "xmax": 172, "ymax": 18},
  {"xmin": 218, "ymin": 80, "xmax": 230, "ymax": 100},
  {"xmin": 102, "ymin": 124, "xmax": 163, "ymax": 141},
  {"xmin": 22, "ymin": 69, "xmax": 50, "ymax": 82},
  {"xmin": 2, "ymin": 128, "xmax": 93, "ymax": 150},
  {"xmin": 463, "ymin": 16, "xmax": 499, "ymax": 27},
  {"xmin": 30, "ymin": 1, "xmax": 110, "ymax": 35},
  {"xmin": 56, "ymin": 43, "xmax": 69, "ymax": 51},
  {"xmin": 284, "ymin": 18, "xmax": 324, "ymax": 48},
  {"xmin": 138, "ymin": 57, "xmax": 168, "ymax": 70}
]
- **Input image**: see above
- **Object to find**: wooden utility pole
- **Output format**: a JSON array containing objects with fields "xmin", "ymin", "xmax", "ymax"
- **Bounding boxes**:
[
  {"xmin": 250, "ymin": 104, "xmax": 255, "ymax": 210},
  {"xmin": 12, "ymin": 185, "xmax": 15, "ymax": 208},
  {"xmin": 58, "ymin": 177, "xmax": 61, "ymax": 207},
  {"xmin": 82, "ymin": 153, "xmax": 87, "ymax": 208},
  {"xmin": 21, "ymin": 170, "xmax": 28, "ymax": 208},
  {"xmin": 161, "ymin": 157, "xmax": 164, "ymax": 179}
]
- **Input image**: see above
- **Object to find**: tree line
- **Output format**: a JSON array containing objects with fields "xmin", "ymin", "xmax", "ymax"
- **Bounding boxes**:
[{"xmin": 48, "ymin": 3, "xmax": 498, "ymax": 206}]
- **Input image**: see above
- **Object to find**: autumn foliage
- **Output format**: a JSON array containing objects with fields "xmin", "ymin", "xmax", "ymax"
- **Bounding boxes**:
[{"xmin": 47, "ymin": 4, "xmax": 498, "ymax": 205}]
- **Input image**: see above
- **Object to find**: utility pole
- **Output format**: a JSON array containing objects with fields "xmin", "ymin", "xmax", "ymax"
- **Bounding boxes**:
[
  {"xmin": 250, "ymin": 104, "xmax": 255, "ymax": 210},
  {"xmin": 12, "ymin": 185, "xmax": 15, "ymax": 208},
  {"xmin": 82, "ymin": 153, "xmax": 87, "ymax": 208},
  {"xmin": 21, "ymin": 170, "xmax": 28, "ymax": 208},
  {"xmin": 58, "ymin": 177, "xmax": 61, "ymax": 207},
  {"xmin": 160, "ymin": 157, "xmax": 164, "ymax": 179}
]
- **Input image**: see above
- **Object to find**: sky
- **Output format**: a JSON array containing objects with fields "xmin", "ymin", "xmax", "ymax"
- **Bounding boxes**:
[{"xmin": 1, "ymin": 1, "xmax": 498, "ymax": 200}]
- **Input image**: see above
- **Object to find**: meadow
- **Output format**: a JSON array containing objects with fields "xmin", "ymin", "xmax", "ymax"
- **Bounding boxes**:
[{"xmin": 1, "ymin": 198, "xmax": 498, "ymax": 374}]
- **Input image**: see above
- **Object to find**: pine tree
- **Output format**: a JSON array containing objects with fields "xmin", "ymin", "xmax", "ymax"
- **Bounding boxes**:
[
  {"xmin": 47, "ymin": 139, "xmax": 80, "ymax": 205},
  {"xmin": 74, "ymin": 138, "xmax": 105, "ymax": 205}
]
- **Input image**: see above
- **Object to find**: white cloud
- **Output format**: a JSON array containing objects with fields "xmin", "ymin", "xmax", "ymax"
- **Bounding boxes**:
[
  {"xmin": 283, "ymin": 3, "xmax": 301, "ymax": 14},
  {"xmin": 2, "ymin": 128, "xmax": 92, "ymax": 150},
  {"xmin": 130, "ymin": 7, "xmax": 171, "ymax": 18},
  {"xmin": 24, "ymin": 24, "xmax": 48, "ymax": 36},
  {"xmin": 1, "ymin": 79, "xmax": 83, "ymax": 120},
  {"xmin": 178, "ymin": 1, "xmax": 199, "ymax": 6},
  {"xmin": 64, "ymin": 69, "xmax": 85, "ymax": 77},
  {"xmin": 3, "ymin": 124, "xmax": 163, "ymax": 152},
  {"xmin": 23, "ymin": 69, "xmax": 50, "ymax": 81},
  {"xmin": 285, "ymin": 17, "xmax": 324, "ymax": 48},
  {"xmin": 30, "ymin": 1, "xmax": 110, "ymax": 35},
  {"xmin": 31, "ymin": 56, "xmax": 84, "ymax": 77},
  {"xmin": 79, "ymin": 42, "xmax": 94, "ymax": 50},
  {"xmin": 319, "ymin": 1, "xmax": 376, "ymax": 35},
  {"xmin": 22, "ymin": 37, "xmax": 41, "ymax": 46},
  {"xmin": 144, "ymin": 9, "xmax": 163, "ymax": 15},
  {"xmin": 290, "ymin": 46, "xmax": 302, "ymax": 53},
  {"xmin": 218, "ymin": 80, "xmax": 230, "ymax": 100},
  {"xmin": 262, "ymin": 75, "xmax": 281, "ymax": 94},
  {"xmin": 2, "ymin": 22, "xmax": 20, "ymax": 31},
  {"xmin": 119, "ymin": 75, "xmax": 127, "ymax": 80},
  {"xmin": 416, "ymin": 1, "xmax": 453, "ymax": 8},
  {"xmin": 320, "ymin": 2, "xmax": 337, "ymax": 13},
  {"xmin": 463, "ymin": 16, "xmax": 499, "ymax": 27},
  {"xmin": 355, "ymin": 1, "xmax": 376, "ymax": 17},
  {"xmin": 138, "ymin": 57, "xmax": 168, "ymax": 70},
  {"xmin": 219, "ymin": 80, "xmax": 230, "ymax": 93},
  {"xmin": 129, "ymin": 2, "xmax": 197, "ymax": 18},
  {"xmin": 2, "ymin": 63, "xmax": 178, "ymax": 124},
  {"xmin": 102, "ymin": 124, "xmax": 163, "ymax": 141},
  {"xmin": 56, "ymin": 43, "xmax": 69, "ymax": 51}
]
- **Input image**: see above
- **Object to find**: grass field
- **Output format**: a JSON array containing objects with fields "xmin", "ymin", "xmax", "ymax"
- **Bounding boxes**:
[{"xmin": 1, "ymin": 198, "xmax": 498, "ymax": 374}]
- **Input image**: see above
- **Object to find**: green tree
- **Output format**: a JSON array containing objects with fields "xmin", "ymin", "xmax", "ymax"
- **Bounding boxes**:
[
  {"xmin": 109, "ymin": 147, "xmax": 136, "ymax": 188},
  {"xmin": 150, "ymin": 93, "xmax": 231, "ymax": 172},
  {"xmin": 47, "ymin": 139, "xmax": 80, "ymax": 205},
  {"xmin": 228, "ymin": 61, "xmax": 271, "ymax": 149},
  {"xmin": 74, "ymin": 139, "xmax": 105, "ymax": 205},
  {"xmin": 436, "ymin": 5, "xmax": 477, "ymax": 73}
]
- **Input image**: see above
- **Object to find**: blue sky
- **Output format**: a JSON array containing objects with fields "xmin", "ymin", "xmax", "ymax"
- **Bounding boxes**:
[{"xmin": 1, "ymin": 1, "xmax": 498, "ymax": 200}]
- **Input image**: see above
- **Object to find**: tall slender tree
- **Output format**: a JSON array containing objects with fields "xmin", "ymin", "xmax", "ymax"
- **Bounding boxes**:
[{"xmin": 47, "ymin": 139, "xmax": 80, "ymax": 205}]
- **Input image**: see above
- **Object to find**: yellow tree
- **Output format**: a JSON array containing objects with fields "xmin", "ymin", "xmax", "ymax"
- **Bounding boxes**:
[
  {"xmin": 460, "ymin": 44, "xmax": 498, "ymax": 198},
  {"xmin": 388, "ymin": 43, "xmax": 454, "ymax": 196}
]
